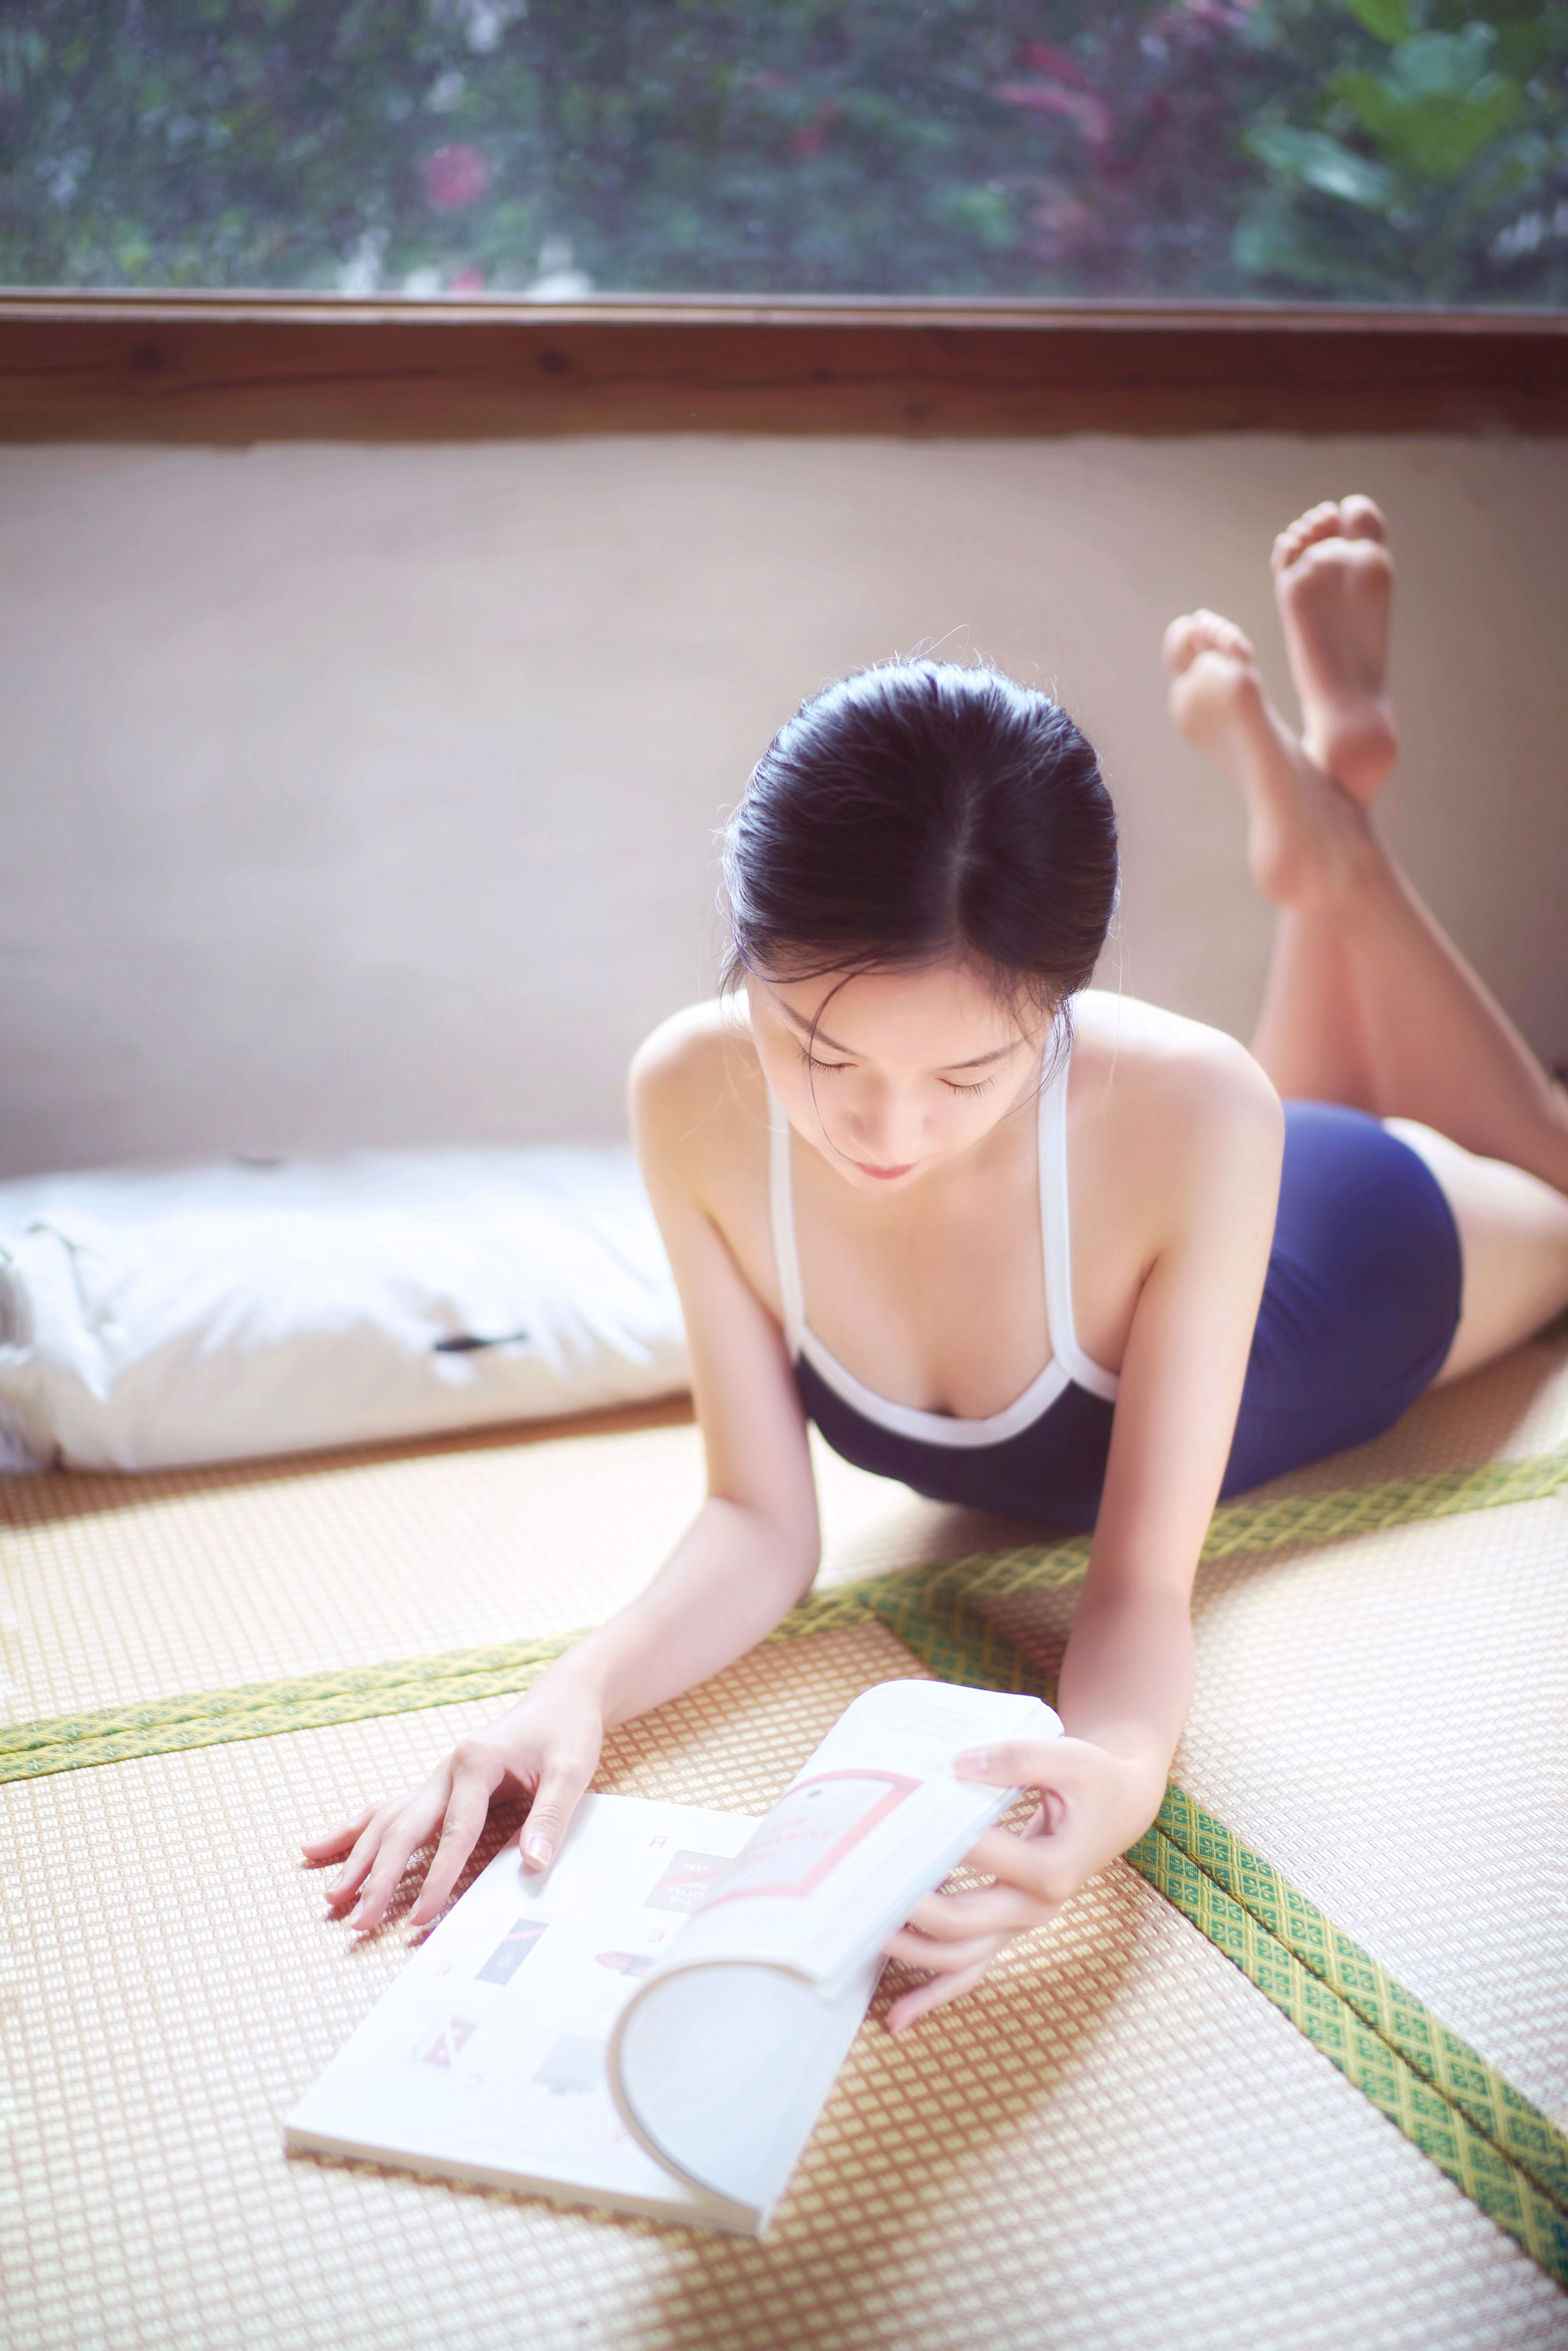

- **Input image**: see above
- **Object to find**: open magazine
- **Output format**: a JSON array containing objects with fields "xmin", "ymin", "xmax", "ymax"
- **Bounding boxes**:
[{"xmin": 285, "ymin": 1678, "xmax": 1060, "ymax": 2234}]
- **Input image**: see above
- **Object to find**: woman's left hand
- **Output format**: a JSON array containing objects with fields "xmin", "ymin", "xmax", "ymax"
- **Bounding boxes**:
[{"xmin": 882, "ymin": 1735, "xmax": 1164, "ymax": 2032}]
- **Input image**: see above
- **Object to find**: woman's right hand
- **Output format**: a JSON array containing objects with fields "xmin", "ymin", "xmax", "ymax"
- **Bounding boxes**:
[{"xmin": 300, "ymin": 1671, "xmax": 605, "ymax": 1934}]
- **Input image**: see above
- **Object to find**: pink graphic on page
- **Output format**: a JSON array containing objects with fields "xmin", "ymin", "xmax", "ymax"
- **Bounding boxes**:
[
  {"xmin": 699, "ymin": 1771, "xmax": 918, "ymax": 1909},
  {"xmin": 643, "ymin": 1850, "xmax": 735, "ymax": 1914},
  {"xmin": 415, "ymin": 2016, "xmax": 478, "ymax": 2069}
]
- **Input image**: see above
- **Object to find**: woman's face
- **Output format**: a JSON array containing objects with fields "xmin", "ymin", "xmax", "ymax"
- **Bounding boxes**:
[{"xmin": 747, "ymin": 960, "xmax": 1048, "ymax": 1194}]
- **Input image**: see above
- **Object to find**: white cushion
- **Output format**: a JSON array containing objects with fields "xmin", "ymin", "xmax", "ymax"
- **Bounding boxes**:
[{"xmin": 0, "ymin": 1147, "xmax": 688, "ymax": 1472}]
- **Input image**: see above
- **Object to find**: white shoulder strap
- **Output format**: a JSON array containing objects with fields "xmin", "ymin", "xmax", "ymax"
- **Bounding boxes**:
[
  {"xmin": 1038, "ymin": 1033, "xmax": 1120, "ymax": 1403},
  {"xmin": 767, "ymin": 1088, "xmax": 805, "ymax": 1359}
]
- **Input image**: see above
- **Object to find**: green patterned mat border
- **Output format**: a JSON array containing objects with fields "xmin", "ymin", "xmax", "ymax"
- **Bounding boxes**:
[
  {"xmin": 6, "ymin": 1441, "xmax": 1566, "ymax": 1782},
  {"xmin": 894, "ymin": 1582, "xmax": 1568, "ymax": 2292},
  {"xmin": 3, "ymin": 1448, "xmax": 1566, "ymax": 2285}
]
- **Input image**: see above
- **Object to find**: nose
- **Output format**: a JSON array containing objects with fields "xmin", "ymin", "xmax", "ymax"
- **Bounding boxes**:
[{"xmin": 845, "ymin": 1081, "xmax": 922, "ymax": 1168}]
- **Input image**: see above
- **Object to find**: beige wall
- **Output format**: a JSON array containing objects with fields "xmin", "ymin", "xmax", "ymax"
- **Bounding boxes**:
[{"xmin": 2, "ymin": 433, "xmax": 1565, "ymax": 1178}]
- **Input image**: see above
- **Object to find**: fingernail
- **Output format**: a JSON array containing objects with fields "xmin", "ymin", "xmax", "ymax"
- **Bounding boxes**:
[
  {"xmin": 524, "ymin": 1834, "xmax": 553, "ymax": 1867},
  {"xmin": 955, "ymin": 1748, "xmax": 989, "ymax": 1773},
  {"xmin": 346, "ymin": 1899, "xmax": 363, "ymax": 1926}
]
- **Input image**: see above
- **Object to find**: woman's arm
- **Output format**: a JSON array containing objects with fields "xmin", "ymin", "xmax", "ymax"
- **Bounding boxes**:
[
  {"xmin": 884, "ymin": 1035, "xmax": 1283, "ymax": 2026},
  {"xmin": 546, "ymin": 1014, "xmax": 825, "ymax": 1739},
  {"xmin": 303, "ymin": 1018, "xmax": 819, "ymax": 1933}
]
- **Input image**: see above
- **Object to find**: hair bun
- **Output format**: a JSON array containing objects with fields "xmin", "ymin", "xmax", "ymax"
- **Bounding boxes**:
[{"xmin": 722, "ymin": 659, "xmax": 1118, "ymax": 1023}]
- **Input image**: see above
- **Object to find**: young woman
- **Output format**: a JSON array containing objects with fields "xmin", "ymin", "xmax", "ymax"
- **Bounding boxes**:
[{"xmin": 307, "ymin": 498, "xmax": 1568, "ymax": 2030}]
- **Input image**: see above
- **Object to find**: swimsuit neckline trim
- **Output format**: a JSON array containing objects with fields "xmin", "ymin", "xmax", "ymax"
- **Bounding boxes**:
[
  {"xmin": 767, "ymin": 1034, "xmax": 1120, "ymax": 1452},
  {"xmin": 796, "ymin": 1322, "xmax": 1077, "ymax": 1448}
]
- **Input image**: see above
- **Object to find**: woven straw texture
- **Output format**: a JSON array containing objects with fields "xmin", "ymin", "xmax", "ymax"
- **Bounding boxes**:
[
  {"xmin": 976, "ymin": 1494, "xmax": 1568, "ymax": 2139},
  {"xmin": 6, "ymin": 1623, "xmax": 1566, "ymax": 2351},
  {"xmin": 1186, "ymin": 1493, "xmax": 1568, "ymax": 2117},
  {"xmin": 0, "ymin": 1405, "xmax": 965, "ymax": 1724},
  {"xmin": 828, "ymin": 1580, "xmax": 1568, "ymax": 2287},
  {"xmin": 5, "ymin": 1331, "xmax": 1563, "ymax": 1728},
  {"xmin": 3, "ymin": 1330, "xmax": 1567, "ymax": 2345}
]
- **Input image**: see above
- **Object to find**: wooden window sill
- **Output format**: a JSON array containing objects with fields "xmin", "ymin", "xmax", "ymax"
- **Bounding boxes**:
[{"xmin": 2, "ymin": 292, "xmax": 1565, "ymax": 441}]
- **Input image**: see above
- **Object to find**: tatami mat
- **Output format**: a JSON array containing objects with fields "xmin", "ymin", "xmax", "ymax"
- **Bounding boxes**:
[
  {"xmin": 3, "ymin": 1331, "xmax": 1563, "ymax": 1729},
  {"xmin": 0, "ymin": 1407, "xmax": 962, "ymax": 1722},
  {"xmin": 5, "ymin": 1334, "xmax": 1567, "ymax": 2345},
  {"xmin": 5, "ymin": 1624, "xmax": 1562, "ymax": 2351},
  {"xmin": 1179, "ymin": 1494, "xmax": 1568, "ymax": 2125},
  {"xmin": 975, "ymin": 1460, "xmax": 1568, "ymax": 2130}
]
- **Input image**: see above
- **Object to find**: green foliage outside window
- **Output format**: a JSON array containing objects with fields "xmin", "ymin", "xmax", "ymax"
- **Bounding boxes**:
[
  {"xmin": 1240, "ymin": 0, "xmax": 1568, "ymax": 297},
  {"xmin": 2, "ymin": 0, "xmax": 1565, "ymax": 304}
]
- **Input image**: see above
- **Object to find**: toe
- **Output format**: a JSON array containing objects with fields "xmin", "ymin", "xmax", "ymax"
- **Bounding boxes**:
[
  {"xmin": 1272, "ymin": 501, "xmax": 1342, "ymax": 571},
  {"xmin": 1162, "ymin": 609, "xmax": 1253, "ymax": 674},
  {"xmin": 1161, "ymin": 613, "xmax": 1205, "ymax": 674},
  {"xmin": 1197, "ymin": 608, "xmax": 1254, "ymax": 661},
  {"xmin": 1271, "ymin": 525, "xmax": 1307, "ymax": 573},
  {"xmin": 1337, "ymin": 494, "xmax": 1387, "ymax": 544}
]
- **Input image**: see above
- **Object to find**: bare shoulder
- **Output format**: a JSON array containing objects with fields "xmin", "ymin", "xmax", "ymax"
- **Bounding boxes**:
[
  {"xmin": 628, "ymin": 999, "xmax": 766, "ymax": 1197},
  {"xmin": 1070, "ymin": 990, "xmax": 1282, "ymax": 1222},
  {"xmin": 1074, "ymin": 989, "xmax": 1279, "ymax": 1125}
]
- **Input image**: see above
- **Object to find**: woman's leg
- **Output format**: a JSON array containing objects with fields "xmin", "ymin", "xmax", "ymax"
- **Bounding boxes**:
[
  {"xmin": 1164, "ymin": 602, "xmax": 1383, "ymax": 1104},
  {"xmin": 1248, "ymin": 906, "xmax": 1377, "ymax": 1110},
  {"xmin": 1163, "ymin": 601, "xmax": 1568, "ymax": 1375},
  {"xmin": 1382, "ymin": 1118, "xmax": 1568, "ymax": 1381},
  {"xmin": 1163, "ymin": 520, "xmax": 1568, "ymax": 1193},
  {"xmin": 1331, "ymin": 856, "xmax": 1568, "ymax": 1193},
  {"xmin": 1201, "ymin": 498, "xmax": 1393, "ymax": 1106},
  {"xmin": 1271, "ymin": 494, "xmax": 1398, "ymax": 804},
  {"xmin": 1245, "ymin": 497, "xmax": 1396, "ymax": 1105}
]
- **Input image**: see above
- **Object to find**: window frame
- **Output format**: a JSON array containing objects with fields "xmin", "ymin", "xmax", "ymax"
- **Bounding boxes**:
[{"xmin": 2, "ymin": 290, "xmax": 1565, "ymax": 440}]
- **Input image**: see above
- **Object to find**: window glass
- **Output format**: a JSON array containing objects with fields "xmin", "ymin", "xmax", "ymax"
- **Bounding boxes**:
[{"xmin": 4, "ymin": 1, "xmax": 1565, "ymax": 306}]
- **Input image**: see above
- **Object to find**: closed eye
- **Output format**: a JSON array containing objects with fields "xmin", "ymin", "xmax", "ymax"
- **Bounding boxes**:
[
  {"xmin": 942, "ymin": 1074, "xmax": 998, "ymax": 1097},
  {"xmin": 796, "ymin": 1045, "xmax": 853, "ymax": 1077}
]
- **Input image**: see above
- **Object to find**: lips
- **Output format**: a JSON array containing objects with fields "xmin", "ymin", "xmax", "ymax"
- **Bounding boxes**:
[{"xmin": 855, "ymin": 1161, "xmax": 914, "ymax": 1180}]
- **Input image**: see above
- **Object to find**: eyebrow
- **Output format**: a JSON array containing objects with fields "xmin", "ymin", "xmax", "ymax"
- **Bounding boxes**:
[{"xmin": 775, "ymin": 1000, "xmax": 1024, "ymax": 1072}]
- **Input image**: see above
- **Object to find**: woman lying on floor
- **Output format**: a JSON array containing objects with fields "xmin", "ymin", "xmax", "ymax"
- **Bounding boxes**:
[{"xmin": 308, "ymin": 498, "xmax": 1568, "ymax": 2028}]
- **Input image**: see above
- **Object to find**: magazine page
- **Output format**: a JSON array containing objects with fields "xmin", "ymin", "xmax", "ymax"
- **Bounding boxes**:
[
  {"xmin": 284, "ymin": 1792, "xmax": 767, "ymax": 2231},
  {"xmin": 608, "ymin": 1680, "xmax": 1060, "ymax": 2219},
  {"xmin": 642, "ymin": 1680, "xmax": 1061, "ymax": 1987},
  {"xmin": 287, "ymin": 1679, "xmax": 1062, "ymax": 2236},
  {"xmin": 612, "ymin": 1944, "xmax": 880, "ymax": 2223}
]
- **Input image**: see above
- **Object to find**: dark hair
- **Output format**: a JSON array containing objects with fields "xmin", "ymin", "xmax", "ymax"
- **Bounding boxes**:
[{"xmin": 722, "ymin": 661, "xmax": 1118, "ymax": 1031}]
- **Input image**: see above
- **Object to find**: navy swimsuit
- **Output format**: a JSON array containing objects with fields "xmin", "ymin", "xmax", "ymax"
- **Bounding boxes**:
[{"xmin": 769, "ymin": 1047, "xmax": 1462, "ymax": 1533}]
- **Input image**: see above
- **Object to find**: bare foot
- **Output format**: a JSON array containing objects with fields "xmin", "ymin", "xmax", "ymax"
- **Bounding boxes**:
[
  {"xmin": 1163, "ymin": 608, "xmax": 1369, "ymax": 909},
  {"xmin": 1272, "ymin": 496, "xmax": 1397, "ymax": 803}
]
